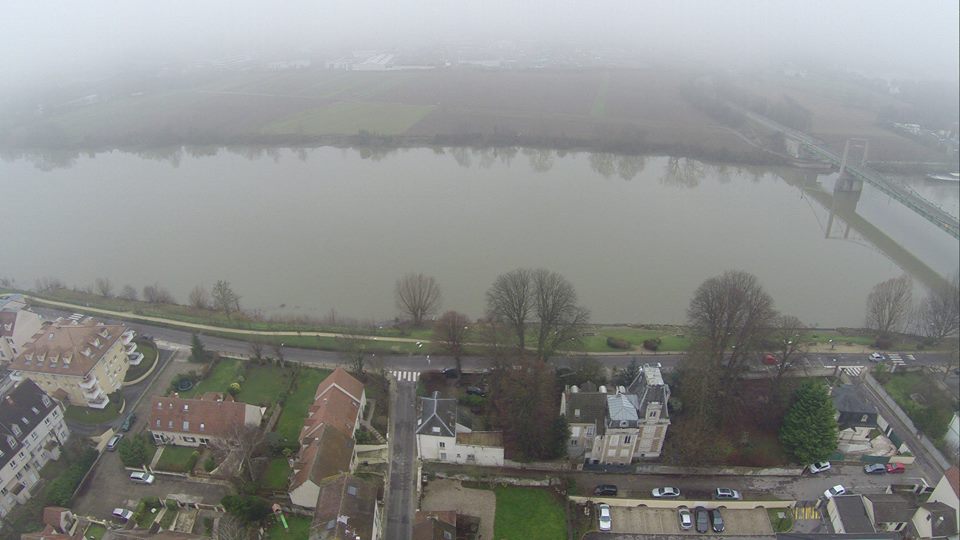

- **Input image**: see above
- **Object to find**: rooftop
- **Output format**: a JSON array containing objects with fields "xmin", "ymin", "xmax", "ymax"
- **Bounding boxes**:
[
  {"xmin": 311, "ymin": 474, "xmax": 379, "ymax": 540},
  {"xmin": 10, "ymin": 319, "xmax": 126, "ymax": 377},
  {"xmin": 148, "ymin": 394, "xmax": 257, "ymax": 439},
  {"xmin": 563, "ymin": 388, "xmax": 607, "ymax": 426},
  {"xmin": 455, "ymin": 431, "xmax": 503, "ymax": 447},
  {"xmin": 417, "ymin": 392, "xmax": 457, "ymax": 437},
  {"xmin": 291, "ymin": 424, "xmax": 355, "ymax": 490},
  {"xmin": 832, "ymin": 494, "xmax": 875, "ymax": 534},
  {"xmin": 0, "ymin": 379, "xmax": 58, "ymax": 470}
]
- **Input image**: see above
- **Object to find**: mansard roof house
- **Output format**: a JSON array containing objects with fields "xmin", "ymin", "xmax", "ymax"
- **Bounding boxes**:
[{"xmin": 415, "ymin": 391, "xmax": 504, "ymax": 466}]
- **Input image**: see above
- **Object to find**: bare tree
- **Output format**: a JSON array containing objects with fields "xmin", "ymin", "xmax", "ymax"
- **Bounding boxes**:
[
  {"xmin": 394, "ymin": 273, "xmax": 441, "ymax": 327},
  {"xmin": 531, "ymin": 268, "xmax": 590, "ymax": 359},
  {"xmin": 916, "ymin": 270, "xmax": 959, "ymax": 341},
  {"xmin": 34, "ymin": 277, "xmax": 64, "ymax": 294},
  {"xmin": 143, "ymin": 282, "xmax": 175, "ymax": 304},
  {"xmin": 337, "ymin": 331, "xmax": 369, "ymax": 375},
  {"xmin": 687, "ymin": 270, "xmax": 777, "ymax": 378},
  {"xmin": 189, "ymin": 285, "xmax": 211, "ymax": 310},
  {"xmin": 214, "ymin": 515, "xmax": 249, "ymax": 540},
  {"xmin": 94, "ymin": 277, "xmax": 113, "ymax": 297},
  {"xmin": 248, "ymin": 339, "xmax": 264, "ymax": 363},
  {"xmin": 212, "ymin": 280, "xmax": 241, "ymax": 317},
  {"xmin": 119, "ymin": 284, "xmax": 138, "ymax": 301},
  {"xmin": 435, "ymin": 310, "xmax": 470, "ymax": 373},
  {"xmin": 866, "ymin": 275, "xmax": 913, "ymax": 337},
  {"xmin": 486, "ymin": 268, "xmax": 534, "ymax": 351},
  {"xmin": 768, "ymin": 315, "xmax": 809, "ymax": 389},
  {"xmin": 211, "ymin": 424, "xmax": 267, "ymax": 483}
]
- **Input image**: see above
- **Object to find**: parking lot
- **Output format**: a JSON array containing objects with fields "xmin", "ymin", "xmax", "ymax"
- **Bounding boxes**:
[{"xmin": 608, "ymin": 506, "xmax": 773, "ymax": 535}]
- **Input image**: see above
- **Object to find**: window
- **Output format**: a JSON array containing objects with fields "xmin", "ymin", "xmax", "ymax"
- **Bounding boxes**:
[
  {"xmin": 440, "ymin": 452, "xmax": 447, "ymax": 460},
  {"xmin": 570, "ymin": 439, "xmax": 578, "ymax": 446},
  {"xmin": 439, "ymin": 441, "xmax": 446, "ymax": 448},
  {"xmin": 41, "ymin": 396, "xmax": 51, "ymax": 408},
  {"xmin": 43, "ymin": 418, "xmax": 50, "ymax": 425},
  {"xmin": 574, "ymin": 408, "xmax": 581, "ymax": 418},
  {"xmin": 586, "ymin": 426, "xmax": 595, "ymax": 436},
  {"xmin": 623, "ymin": 436, "xmax": 632, "ymax": 444},
  {"xmin": 183, "ymin": 421, "xmax": 190, "ymax": 430},
  {"xmin": 649, "ymin": 411, "xmax": 657, "ymax": 418},
  {"xmin": 30, "ymin": 433, "xmax": 37, "ymax": 441},
  {"xmin": 860, "ymin": 414, "xmax": 868, "ymax": 422}
]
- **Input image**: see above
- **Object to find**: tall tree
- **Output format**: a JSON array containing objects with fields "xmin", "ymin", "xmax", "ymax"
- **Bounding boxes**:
[
  {"xmin": 687, "ymin": 270, "xmax": 777, "ymax": 377},
  {"xmin": 190, "ymin": 333, "xmax": 207, "ymax": 363},
  {"xmin": 486, "ymin": 268, "xmax": 534, "ymax": 350},
  {"xmin": 493, "ymin": 357, "xmax": 566, "ymax": 460},
  {"xmin": 337, "ymin": 332, "xmax": 369, "ymax": 376},
  {"xmin": 865, "ymin": 275, "xmax": 913, "ymax": 337},
  {"xmin": 94, "ymin": 277, "xmax": 113, "ymax": 297},
  {"xmin": 394, "ymin": 273, "xmax": 441, "ymax": 327},
  {"xmin": 248, "ymin": 339, "xmax": 264, "ymax": 363},
  {"xmin": 768, "ymin": 315, "xmax": 809, "ymax": 388},
  {"xmin": 434, "ymin": 310, "xmax": 470, "ymax": 374},
  {"xmin": 212, "ymin": 280, "xmax": 241, "ymax": 317},
  {"xmin": 916, "ymin": 270, "xmax": 959, "ymax": 341},
  {"xmin": 779, "ymin": 381, "xmax": 838, "ymax": 464},
  {"xmin": 612, "ymin": 359, "xmax": 641, "ymax": 387},
  {"xmin": 212, "ymin": 424, "xmax": 267, "ymax": 483},
  {"xmin": 143, "ymin": 282, "xmax": 174, "ymax": 304},
  {"xmin": 189, "ymin": 285, "xmax": 210, "ymax": 310},
  {"xmin": 119, "ymin": 284, "xmax": 138, "ymax": 301}
]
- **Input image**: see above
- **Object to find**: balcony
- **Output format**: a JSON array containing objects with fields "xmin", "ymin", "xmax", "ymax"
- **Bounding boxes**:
[
  {"xmin": 124, "ymin": 343, "xmax": 138, "ymax": 355},
  {"xmin": 122, "ymin": 330, "xmax": 135, "ymax": 345},
  {"xmin": 83, "ymin": 385, "xmax": 104, "ymax": 400},
  {"xmin": 79, "ymin": 375, "xmax": 99, "ymax": 390},
  {"xmin": 127, "ymin": 352, "xmax": 144, "ymax": 366},
  {"xmin": 86, "ymin": 394, "xmax": 109, "ymax": 409}
]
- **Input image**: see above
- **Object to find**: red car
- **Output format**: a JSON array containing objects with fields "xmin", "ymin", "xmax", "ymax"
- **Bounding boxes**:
[
  {"xmin": 886, "ymin": 463, "xmax": 906, "ymax": 474},
  {"xmin": 762, "ymin": 354, "xmax": 778, "ymax": 365}
]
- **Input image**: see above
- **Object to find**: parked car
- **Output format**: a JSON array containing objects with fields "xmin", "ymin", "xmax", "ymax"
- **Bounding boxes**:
[
  {"xmin": 869, "ymin": 352, "xmax": 886, "ymax": 362},
  {"xmin": 593, "ymin": 484, "xmax": 618, "ymax": 496},
  {"xmin": 129, "ymin": 471, "xmax": 155, "ymax": 484},
  {"xmin": 710, "ymin": 508, "xmax": 725, "ymax": 533},
  {"xmin": 119, "ymin": 413, "xmax": 136, "ymax": 432},
  {"xmin": 886, "ymin": 463, "xmax": 906, "ymax": 474},
  {"xmin": 864, "ymin": 463, "xmax": 887, "ymax": 474},
  {"xmin": 598, "ymin": 503, "xmax": 612, "ymax": 532},
  {"xmin": 106, "ymin": 434, "xmax": 123, "ymax": 451},
  {"xmin": 111, "ymin": 508, "xmax": 134, "ymax": 522},
  {"xmin": 808, "ymin": 461, "xmax": 831, "ymax": 474},
  {"xmin": 465, "ymin": 386, "xmax": 486, "ymax": 397},
  {"xmin": 714, "ymin": 488, "xmax": 741, "ymax": 500},
  {"xmin": 652, "ymin": 487, "xmax": 681, "ymax": 498},
  {"xmin": 695, "ymin": 506, "xmax": 710, "ymax": 533},
  {"xmin": 678, "ymin": 508, "xmax": 693, "ymax": 530},
  {"xmin": 762, "ymin": 354, "xmax": 778, "ymax": 365},
  {"xmin": 442, "ymin": 368, "xmax": 459, "ymax": 378},
  {"xmin": 823, "ymin": 485, "xmax": 846, "ymax": 499}
]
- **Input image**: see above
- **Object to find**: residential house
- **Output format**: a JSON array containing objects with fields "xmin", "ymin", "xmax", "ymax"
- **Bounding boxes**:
[
  {"xmin": 415, "ymin": 392, "xmax": 504, "ymax": 466},
  {"xmin": 289, "ymin": 425, "xmax": 356, "ymax": 508},
  {"xmin": 862, "ymin": 493, "xmax": 917, "ymax": 533},
  {"xmin": 148, "ymin": 393, "xmax": 263, "ymax": 447},
  {"xmin": 914, "ymin": 467, "xmax": 960, "ymax": 539},
  {"xmin": 832, "ymin": 385, "xmax": 882, "ymax": 445},
  {"xmin": 8, "ymin": 317, "xmax": 136, "ymax": 409},
  {"xmin": 0, "ymin": 295, "xmax": 44, "ymax": 367},
  {"xmin": 309, "ymin": 473, "xmax": 382, "ymax": 540},
  {"xmin": 19, "ymin": 506, "xmax": 81, "ymax": 540},
  {"xmin": 412, "ymin": 511, "xmax": 457, "ymax": 540},
  {"xmin": 300, "ymin": 368, "xmax": 366, "ymax": 443},
  {"xmin": 825, "ymin": 488, "xmax": 957, "ymax": 539},
  {"xmin": 0, "ymin": 380, "xmax": 70, "ymax": 520},
  {"xmin": 826, "ymin": 494, "xmax": 876, "ymax": 534},
  {"xmin": 559, "ymin": 365, "xmax": 671, "ymax": 465}
]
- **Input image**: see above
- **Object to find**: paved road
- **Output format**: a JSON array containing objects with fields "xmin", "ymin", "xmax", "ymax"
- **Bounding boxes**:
[{"xmin": 384, "ymin": 374, "xmax": 418, "ymax": 540}]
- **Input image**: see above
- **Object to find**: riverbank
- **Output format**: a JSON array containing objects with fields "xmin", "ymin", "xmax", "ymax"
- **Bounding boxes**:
[{"xmin": 6, "ymin": 288, "xmax": 946, "ymax": 356}]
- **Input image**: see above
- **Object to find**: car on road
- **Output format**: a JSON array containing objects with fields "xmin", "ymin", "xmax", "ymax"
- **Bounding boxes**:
[
  {"xmin": 652, "ymin": 487, "xmax": 681, "ymax": 498},
  {"xmin": 824, "ymin": 485, "xmax": 846, "ymax": 499},
  {"xmin": 111, "ymin": 508, "xmax": 134, "ymax": 522},
  {"xmin": 869, "ymin": 352, "xmax": 886, "ymax": 362},
  {"xmin": 710, "ymin": 508, "xmax": 725, "ymax": 533},
  {"xmin": 119, "ymin": 413, "xmax": 136, "ymax": 432},
  {"xmin": 129, "ymin": 471, "xmax": 155, "ymax": 484},
  {"xmin": 593, "ymin": 484, "xmax": 618, "ymax": 496},
  {"xmin": 465, "ymin": 386, "xmax": 486, "ymax": 397},
  {"xmin": 886, "ymin": 463, "xmax": 906, "ymax": 474},
  {"xmin": 678, "ymin": 508, "xmax": 693, "ymax": 530},
  {"xmin": 864, "ymin": 463, "xmax": 886, "ymax": 474},
  {"xmin": 695, "ymin": 507, "xmax": 710, "ymax": 533},
  {"xmin": 598, "ymin": 503, "xmax": 612, "ymax": 532},
  {"xmin": 442, "ymin": 368, "xmax": 459, "ymax": 378},
  {"xmin": 106, "ymin": 434, "xmax": 123, "ymax": 451},
  {"xmin": 714, "ymin": 488, "xmax": 741, "ymax": 500},
  {"xmin": 808, "ymin": 461, "xmax": 831, "ymax": 474}
]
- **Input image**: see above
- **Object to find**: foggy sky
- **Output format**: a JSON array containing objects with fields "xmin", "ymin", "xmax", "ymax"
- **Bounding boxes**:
[{"xmin": 1, "ymin": 0, "xmax": 958, "ymax": 89}]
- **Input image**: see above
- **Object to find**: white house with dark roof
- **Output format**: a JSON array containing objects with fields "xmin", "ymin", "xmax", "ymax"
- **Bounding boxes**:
[
  {"xmin": 0, "ymin": 380, "xmax": 69, "ymax": 520},
  {"xmin": 415, "ymin": 392, "xmax": 503, "ymax": 466}
]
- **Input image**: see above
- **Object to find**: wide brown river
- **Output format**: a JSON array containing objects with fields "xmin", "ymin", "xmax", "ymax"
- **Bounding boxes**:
[{"xmin": 2, "ymin": 147, "xmax": 957, "ymax": 326}]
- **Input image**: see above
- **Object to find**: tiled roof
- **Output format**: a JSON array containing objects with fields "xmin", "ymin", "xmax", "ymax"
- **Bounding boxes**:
[
  {"xmin": 864, "ymin": 493, "xmax": 916, "ymax": 523},
  {"xmin": 1, "ymin": 380, "xmax": 58, "ymax": 470},
  {"xmin": 148, "ymin": 395, "xmax": 255, "ymax": 439},
  {"xmin": 922, "ymin": 501, "xmax": 958, "ymax": 537},
  {"xmin": 455, "ymin": 431, "xmax": 502, "ymax": 447},
  {"xmin": 412, "ymin": 510, "xmax": 457, "ymax": 540},
  {"xmin": 10, "ymin": 320, "xmax": 126, "ymax": 377},
  {"xmin": 416, "ymin": 392, "xmax": 456, "ymax": 437},
  {"xmin": 311, "ymin": 474, "xmax": 379, "ymax": 540},
  {"xmin": 0, "ymin": 311, "xmax": 16, "ymax": 337},
  {"xmin": 291, "ymin": 424, "xmax": 354, "ymax": 490},
  {"xmin": 315, "ymin": 368, "xmax": 364, "ymax": 403},
  {"xmin": 945, "ymin": 466, "xmax": 960, "ymax": 498},
  {"xmin": 301, "ymin": 385, "xmax": 361, "ymax": 442}
]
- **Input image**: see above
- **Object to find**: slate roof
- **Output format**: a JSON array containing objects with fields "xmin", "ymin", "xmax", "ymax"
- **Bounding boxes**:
[
  {"xmin": 832, "ymin": 494, "xmax": 875, "ymax": 533},
  {"xmin": 417, "ymin": 392, "xmax": 457, "ymax": 437},
  {"xmin": 310, "ymin": 474, "xmax": 379, "ymax": 540},
  {"xmin": 921, "ymin": 501, "xmax": 958, "ymax": 538},
  {"xmin": 865, "ymin": 493, "xmax": 917, "ymax": 523},
  {"xmin": 291, "ymin": 424, "xmax": 355, "ymax": 490},
  {"xmin": 831, "ymin": 385, "xmax": 876, "ymax": 414},
  {"xmin": 607, "ymin": 393, "xmax": 640, "ymax": 423},
  {"xmin": 563, "ymin": 389, "xmax": 607, "ymax": 425},
  {"xmin": 627, "ymin": 365, "xmax": 670, "ymax": 419},
  {"xmin": 0, "ymin": 379, "xmax": 58, "ymax": 470}
]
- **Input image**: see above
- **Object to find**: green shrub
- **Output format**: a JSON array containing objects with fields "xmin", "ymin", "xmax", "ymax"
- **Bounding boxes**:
[
  {"xmin": 606, "ymin": 337, "xmax": 631, "ymax": 350},
  {"xmin": 874, "ymin": 336, "xmax": 894, "ymax": 349},
  {"xmin": 186, "ymin": 451, "xmax": 200, "ymax": 473},
  {"xmin": 458, "ymin": 394, "xmax": 485, "ymax": 409},
  {"xmin": 642, "ymin": 338, "xmax": 662, "ymax": 351},
  {"xmin": 204, "ymin": 456, "xmax": 217, "ymax": 472},
  {"xmin": 228, "ymin": 382, "xmax": 241, "ymax": 396},
  {"xmin": 118, "ymin": 435, "xmax": 151, "ymax": 467},
  {"xmin": 222, "ymin": 495, "xmax": 272, "ymax": 524}
]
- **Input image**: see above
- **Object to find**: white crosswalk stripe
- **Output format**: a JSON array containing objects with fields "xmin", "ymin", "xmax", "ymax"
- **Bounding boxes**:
[
  {"xmin": 390, "ymin": 370, "xmax": 420, "ymax": 382},
  {"xmin": 843, "ymin": 366, "xmax": 862, "ymax": 376}
]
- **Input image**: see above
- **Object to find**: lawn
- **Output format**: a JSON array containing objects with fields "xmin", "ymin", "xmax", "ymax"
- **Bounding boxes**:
[
  {"xmin": 262, "ymin": 101, "xmax": 435, "ymax": 136},
  {"xmin": 579, "ymin": 326, "xmax": 692, "ymax": 353},
  {"xmin": 124, "ymin": 339, "xmax": 159, "ymax": 382},
  {"xmin": 493, "ymin": 487, "xmax": 566, "ymax": 540},
  {"xmin": 262, "ymin": 457, "xmax": 292, "ymax": 490},
  {"xmin": 881, "ymin": 371, "xmax": 956, "ymax": 440},
  {"xmin": 64, "ymin": 396, "xmax": 124, "ymax": 424},
  {"xmin": 179, "ymin": 358, "xmax": 243, "ymax": 398},
  {"xmin": 275, "ymin": 368, "xmax": 331, "ymax": 443},
  {"xmin": 84, "ymin": 524, "xmax": 107, "ymax": 540},
  {"xmin": 155, "ymin": 445, "xmax": 197, "ymax": 473},
  {"xmin": 768, "ymin": 508, "xmax": 793, "ymax": 532},
  {"xmin": 266, "ymin": 514, "xmax": 311, "ymax": 540},
  {"xmin": 179, "ymin": 358, "xmax": 292, "ymax": 405}
]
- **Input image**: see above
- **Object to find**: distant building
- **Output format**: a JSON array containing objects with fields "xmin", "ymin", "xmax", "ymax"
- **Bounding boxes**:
[
  {"xmin": 0, "ymin": 295, "xmax": 44, "ymax": 367},
  {"xmin": 559, "ymin": 364, "xmax": 671, "ymax": 464},
  {"xmin": 412, "ymin": 510, "xmax": 457, "ymax": 540},
  {"xmin": 0, "ymin": 380, "xmax": 70, "ymax": 520},
  {"xmin": 148, "ymin": 393, "xmax": 263, "ymax": 447},
  {"xmin": 309, "ymin": 473, "xmax": 382, "ymax": 540},
  {"xmin": 415, "ymin": 392, "xmax": 504, "ymax": 466},
  {"xmin": 9, "ymin": 317, "xmax": 136, "ymax": 409},
  {"xmin": 19, "ymin": 506, "xmax": 81, "ymax": 540}
]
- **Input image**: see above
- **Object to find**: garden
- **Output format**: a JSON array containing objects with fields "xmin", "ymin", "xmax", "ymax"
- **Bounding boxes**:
[
  {"xmin": 63, "ymin": 393, "xmax": 124, "ymax": 424},
  {"xmin": 877, "ymin": 369, "xmax": 957, "ymax": 444},
  {"xmin": 493, "ymin": 486, "xmax": 567, "ymax": 540}
]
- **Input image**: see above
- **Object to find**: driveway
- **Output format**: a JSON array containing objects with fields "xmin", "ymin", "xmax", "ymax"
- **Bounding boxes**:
[{"xmin": 421, "ymin": 479, "xmax": 495, "ymax": 540}]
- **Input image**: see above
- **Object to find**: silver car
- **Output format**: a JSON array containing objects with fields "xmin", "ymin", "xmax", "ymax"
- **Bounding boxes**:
[
  {"xmin": 598, "ymin": 503, "xmax": 612, "ymax": 531},
  {"xmin": 678, "ymin": 508, "xmax": 693, "ymax": 530}
]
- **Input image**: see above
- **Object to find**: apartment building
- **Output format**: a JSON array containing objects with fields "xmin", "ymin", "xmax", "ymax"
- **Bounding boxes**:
[{"xmin": 0, "ymin": 294, "xmax": 44, "ymax": 366}]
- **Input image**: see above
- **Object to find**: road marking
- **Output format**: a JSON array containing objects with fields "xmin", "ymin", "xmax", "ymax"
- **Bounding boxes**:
[
  {"xmin": 390, "ymin": 370, "xmax": 420, "ymax": 382},
  {"xmin": 793, "ymin": 502, "xmax": 821, "ymax": 520},
  {"xmin": 842, "ymin": 366, "xmax": 862, "ymax": 376}
]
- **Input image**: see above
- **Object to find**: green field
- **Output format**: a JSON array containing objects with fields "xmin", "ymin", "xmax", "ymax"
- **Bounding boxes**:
[
  {"xmin": 155, "ymin": 445, "xmax": 197, "ymax": 473},
  {"xmin": 263, "ymin": 101, "xmax": 435, "ymax": 136},
  {"xmin": 493, "ymin": 487, "xmax": 566, "ymax": 540},
  {"xmin": 275, "ymin": 368, "xmax": 332, "ymax": 443}
]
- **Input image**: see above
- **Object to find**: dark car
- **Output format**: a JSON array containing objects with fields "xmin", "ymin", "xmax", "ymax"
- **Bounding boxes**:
[
  {"xmin": 695, "ymin": 507, "xmax": 710, "ymax": 534},
  {"xmin": 442, "ymin": 368, "xmax": 459, "ymax": 378},
  {"xmin": 593, "ymin": 484, "xmax": 618, "ymax": 496},
  {"xmin": 710, "ymin": 508, "xmax": 725, "ymax": 533},
  {"xmin": 119, "ymin": 413, "xmax": 136, "ymax": 432},
  {"xmin": 466, "ymin": 386, "xmax": 486, "ymax": 397}
]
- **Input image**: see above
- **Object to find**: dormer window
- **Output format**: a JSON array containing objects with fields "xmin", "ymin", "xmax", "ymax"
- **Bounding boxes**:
[
  {"xmin": 157, "ymin": 402, "xmax": 163, "ymax": 409},
  {"xmin": 574, "ymin": 408, "xmax": 581, "ymax": 418},
  {"xmin": 432, "ymin": 427, "xmax": 440, "ymax": 433},
  {"xmin": 6, "ymin": 436, "xmax": 15, "ymax": 448},
  {"xmin": 31, "ymin": 407, "xmax": 39, "ymax": 415},
  {"xmin": 81, "ymin": 348, "xmax": 92, "ymax": 358},
  {"xmin": 41, "ymin": 396, "xmax": 51, "ymax": 407},
  {"xmin": 11, "ymin": 425, "xmax": 21, "ymax": 437},
  {"xmin": 93, "ymin": 338, "xmax": 101, "ymax": 347},
  {"xmin": 860, "ymin": 414, "xmax": 868, "ymax": 422}
]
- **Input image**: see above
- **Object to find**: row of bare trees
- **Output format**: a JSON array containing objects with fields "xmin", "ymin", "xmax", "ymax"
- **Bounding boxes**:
[{"xmin": 866, "ymin": 271, "xmax": 959, "ymax": 341}]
